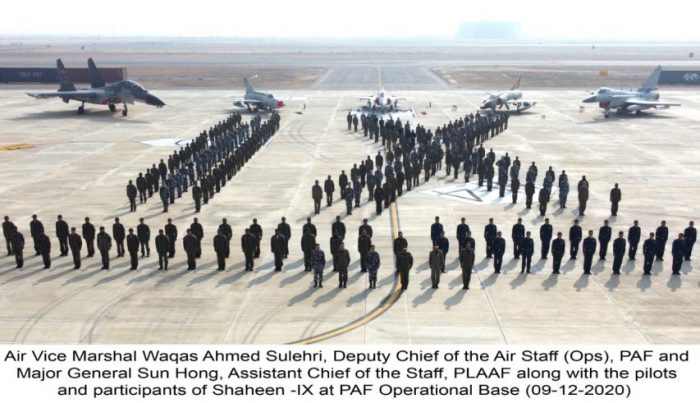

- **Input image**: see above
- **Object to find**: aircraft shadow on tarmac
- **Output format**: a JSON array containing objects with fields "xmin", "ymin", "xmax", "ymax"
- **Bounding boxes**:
[
  {"xmin": 11, "ymin": 109, "xmax": 149, "ymax": 124},
  {"xmin": 580, "ymin": 113, "xmax": 676, "ymax": 124}
]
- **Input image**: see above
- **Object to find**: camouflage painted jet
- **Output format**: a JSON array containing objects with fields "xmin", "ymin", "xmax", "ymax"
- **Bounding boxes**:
[
  {"xmin": 26, "ymin": 58, "xmax": 165, "ymax": 116},
  {"xmin": 480, "ymin": 75, "xmax": 536, "ymax": 113},
  {"xmin": 233, "ymin": 78, "xmax": 285, "ymax": 111},
  {"xmin": 582, "ymin": 66, "xmax": 680, "ymax": 118}
]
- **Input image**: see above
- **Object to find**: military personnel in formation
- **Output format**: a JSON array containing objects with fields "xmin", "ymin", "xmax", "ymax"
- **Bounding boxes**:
[
  {"xmin": 430, "ymin": 216, "xmax": 443, "ymax": 245},
  {"xmin": 524, "ymin": 180, "xmax": 535, "ymax": 209},
  {"xmin": 155, "ymin": 229, "xmax": 169, "ymax": 270},
  {"xmin": 330, "ymin": 231, "xmax": 343, "ymax": 271},
  {"xmin": 358, "ymin": 218, "xmax": 372, "ymax": 239},
  {"xmin": 511, "ymin": 177, "xmax": 520, "ymax": 203},
  {"xmin": 628, "ymin": 220, "xmax": 641, "ymax": 260},
  {"xmin": 429, "ymin": 244, "xmax": 444, "ymax": 289},
  {"xmin": 336, "ymin": 242, "xmax": 351, "ymax": 288},
  {"xmin": 521, "ymin": 231, "xmax": 534, "ymax": 273},
  {"xmin": 493, "ymin": 232, "xmax": 506, "ymax": 273},
  {"xmin": 655, "ymin": 221, "xmax": 669, "ymax": 261},
  {"xmin": 558, "ymin": 171, "xmax": 569, "ymax": 208},
  {"xmin": 312, "ymin": 180, "xmax": 323, "ymax": 214},
  {"xmin": 36, "ymin": 230, "xmax": 51, "ymax": 269},
  {"xmin": 396, "ymin": 246, "xmax": 413, "ymax": 290},
  {"xmin": 331, "ymin": 216, "xmax": 346, "ymax": 240},
  {"xmin": 126, "ymin": 180, "xmax": 138, "ymax": 212},
  {"xmin": 301, "ymin": 229, "xmax": 316, "ymax": 272},
  {"xmin": 540, "ymin": 218, "xmax": 552, "ymax": 259},
  {"xmin": 3, "ymin": 216, "xmax": 16, "ymax": 256},
  {"xmin": 324, "ymin": 175, "xmax": 335, "ymax": 207},
  {"xmin": 54, "ymin": 215, "xmax": 69, "ymax": 257},
  {"xmin": 113, "ymin": 218, "xmax": 125, "ymax": 258},
  {"xmin": 302, "ymin": 217, "xmax": 317, "ymax": 238},
  {"xmin": 512, "ymin": 218, "xmax": 525, "ymax": 259},
  {"xmin": 11, "ymin": 229, "xmax": 25, "ymax": 269},
  {"xmin": 538, "ymin": 187, "xmax": 550, "ymax": 216},
  {"xmin": 159, "ymin": 185, "xmax": 170, "ymax": 212},
  {"xmin": 136, "ymin": 173, "xmax": 148, "ymax": 203},
  {"xmin": 367, "ymin": 245, "xmax": 380, "ymax": 289},
  {"xmin": 358, "ymin": 230, "xmax": 371, "ymax": 273},
  {"xmin": 136, "ymin": 218, "xmax": 150, "ymax": 257},
  {"xmin": 191, "ymin": 181, "xmax": 202, "ymax": 213},
  {"xmin": 183, "ymin": 229, "xmax": 198, "ymax": 270},
  {"xmin": 241, "ymin": 229, "xmax": 256, "ymax": 271},
  {"xmin": 393, "ymin": 231, "xmax": 408, "ymax": 264},
  {"xmin": 498, "ymin": 168, "xmax": 508, "ymax": 197},
  {"xmin": 126, "ymin": 228, "xmax": 139, "ymax": 270},
  {"xmin": 642, "ymin": 233, "xmax": 656, "ymax": 275},
  {"xmin": 569, "ymin": 219, "xmax": 582, "ymax": 260},
  {"xmin": 551, "ymin": 232, "xmax": 565, "ymax": 274},
  {"xmin": 30, "ymin": 215, "xmax": 44, "ymax": 256},
  {"xmin": 250, "ymin": 219, "xmax": 263, "ymax": 258},
  {"xmin": 162, "ymin": 218, "xmax": 176, "ymax": 258},
  {"xmin": 218, "ymin": 218, "xmax": 233, "ymax": 258},
  {"xmin": 374, "ymin": 184, "xmax": 385, "ymax": 215},
  {"xmin": 346, "ymin": 112, "xmax": 352, "ymax": 130},
  {"xmin": 96, "ymin": 227, "xmax": 112, "ymax": 270},
  {"xmin": 582, "ymin": 230, "xmax": 597, "ymax": 275},
  {"xmin": 577, "ymin": 176, "xmax": 589, "ymax": 216},
  {"xmin": 611, "ymin": 231, "xmax": 626, "ymax": 275},
  {"xmin": 344, "ymin": 185, "xmax": 354, "ymax": 215},
  {"xmin": 82, "ymin": 217, "xmax": 96, "ymax": 258},
  {"xmin": 311, "ymin": 244, "xmax": 327, "ymax": 288},
  {"xmin": 184, "ymin": 218, "xmax": 201, "ymax": 258},
  {"xmin": 598, "ymin": 220, "xmax": 612, "ymax": 260},
  {"xmin": 353, "ymin": 180, "xmax": 362, "ymax": 207},
  {"xmin": 459, "ymin": 242, "xmax": 475, "ymax": 290},
  {"xmin": 277, "ymin": 217, "xmax": 291, "ymax": 258},
  {"xmin": 671, "ymin": 234, "xmax": 686, "ymax": 275},
  {"xmin": 271, "ymin": 229, "xmax": 286, "ymax": 271},
  {"xmin": 213, "ymin": 230, "xmax": 228, "ymax": 271},
  {"xmin": 456, "ymin": 218, "xmax": 470, "ymax": 250},
  {"xmin": 484, "ymin": 218, "xmax": 497, "ymax": 258},
  {"xmin": 685, "ymin": 221, "xmax": 696, "ymax": 261},
  {"xmin": 435, "ymin": 231, "xmax": 449, "ymax": 273},
  {"xmin": 610, "ymin": 184, "xmax": 621, "ymax": 216}
]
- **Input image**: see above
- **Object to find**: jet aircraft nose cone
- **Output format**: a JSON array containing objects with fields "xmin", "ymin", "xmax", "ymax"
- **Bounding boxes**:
[
  {"xmin": 277, "ymin": 100, "xmax": 285, "ymax": 108},
  {"xmin": 582, "ymin": 95, "xmax": 597, "ymax": 103},
  {"xmin": 146, "ymin": 94, "xmax": 166, "ymax": 107}
]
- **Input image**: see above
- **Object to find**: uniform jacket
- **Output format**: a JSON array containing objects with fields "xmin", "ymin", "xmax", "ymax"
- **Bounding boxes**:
[
  {"xmin": 271, "ymin": 234, "xmax": 286, "ymax": 254},
  {"xmin": 459, "ymin": 248, "xmax": 475, "ymax": 270},
  {"xmin": 540, "ymin": 224, "xmax": 553, "ymax": 241},
  {"xmin": 569, "ymin": 225, "xmax": 582, "ymax": 242},
  {"xmin": 335, "ymin": 249, "xmax": 350, "ymax": 271},
  {"xmin": 613, "ymin": 238, "xmax": 626, "ymax": 256},
  {"xmin": 396, "ymin": 251, "xmax": 413, "ymax": 272},
  {"xmin": 301, "ymin": 234, "xmax": 316, "ymax": 254},
  {"xmin": 311, "ymin": 250, "xmax": 326, "ymax": 270},
  {"xmin": 522, "ymin": 238, "xmax": 534, "ymax": 256},
  {"xmin": 583, "ymin": 237, "xmax": 597, "ymax": 255},
  {"xmin": 643, "ymin": 239, "xmax": 656, "ymax": 257},
  {"xmin": 672, "ymin": 239, "xmax": 686, "ymax": 256},
  {"xmin": 367, "ymin": 251, "xmax": 380, "ymax": 273},
  {"xmin": 552, "ymin": 238, "xmax": 566, "ymax": 257},
  {"xmin": 136, "ymin": 224, "xmax": 150, "ymax": 241},
  {"xmin": 393, "ymin": 237, "xmax": 408, "ymax": 255},
  {"xmin": 155, "ymin": 234, "xmax": 169, "ymax": 254}
]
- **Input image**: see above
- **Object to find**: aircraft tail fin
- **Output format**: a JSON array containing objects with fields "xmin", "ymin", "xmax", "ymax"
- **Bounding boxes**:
[
  {"xmin": 87, "ymin": 58, "xmax": 106, "ymax": 88},
  {"xmin": 640, "ymin": 66, "xmax": 662, "ymax": 92},
  {"xmin": 56, "ymin": 59, "xmax": 76, "ymax": 92},
  {"xmin": 511, "ymin": 75, "xmax": 521, "ymax": 90},
  {"xmin": 244, "ymin": 78, "xmax": 255, "ymax": 94}
]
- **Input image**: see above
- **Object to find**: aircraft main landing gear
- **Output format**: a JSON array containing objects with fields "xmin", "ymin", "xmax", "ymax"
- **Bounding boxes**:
[
  {"xmin": 635, "ymin": 110, "xmax": 642, "ymax": 116},
  {"xmin": 77, "ymin": 103, "xmax": 85, "ymax": 115},
  {"xmin": 122, "ymin": 103, "xmax": 128, "ymax": 117},
  {"xmin": 108, "ymin": 103, "xmax": 117, "ymax": 112}
]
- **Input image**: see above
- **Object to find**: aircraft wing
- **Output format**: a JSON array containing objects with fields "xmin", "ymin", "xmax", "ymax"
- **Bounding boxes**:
[
  {"xmin": 622, "ymin": 98, "xmax": 681, "ymax": 107},
  {"xmin": 26, "ymin": 89, "xmax": 100, "ymax": 102},
  {"xmin": 233, "ymin": 97, "xmax": 264, "ymax": 105}
]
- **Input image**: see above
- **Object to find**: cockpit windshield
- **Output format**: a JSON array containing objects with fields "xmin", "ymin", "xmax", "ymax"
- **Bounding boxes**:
[
  {"xmin": 124, "ymin": 80, "xmax": 146, "ymax": 92},
  {"xmin": 598, "ymin": 88, "xmax": 610, "ymax": 94}
]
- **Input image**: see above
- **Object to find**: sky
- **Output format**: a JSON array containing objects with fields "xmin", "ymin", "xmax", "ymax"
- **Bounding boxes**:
[{"xmin": 1, "ymin": 0, "xmax": 698, "ymax": 41}]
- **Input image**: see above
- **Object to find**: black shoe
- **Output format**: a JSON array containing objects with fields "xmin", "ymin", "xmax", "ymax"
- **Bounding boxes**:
[{"xmin": 319, "ymin": 283, "xmax": 323, "ymax": 288}]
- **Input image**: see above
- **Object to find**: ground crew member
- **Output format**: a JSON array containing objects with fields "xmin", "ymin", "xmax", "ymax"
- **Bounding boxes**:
[
  {"xmin": 241, "ymin": 229, "xmax": 256, "ymax": 271},
  {"xmin": 336, "ymin": 242, "xmax": 350, "ymax": 288},
  {"xmin": 655, "ymin": 221, "xmax": 669, "ymax": 261},
  {"xmin": 96, "ymin": 226, "xmax": 112, "ymax": 270},
  {"xmin": 396, "ymin": 247, "xmax": 413, "ymax": 290},
  {"xmin": 82, "ymin": 217, "xmax": 96, "ymax": 258},
  {"xmin": 569, "ymin": 219, "xmax": 582, "ymax": 259},
  {"xmin": 126, "ymin": 228, "xmax": 139, "ymax": 270},
  {"xmin": 11, "ymin": 229, "xmax": 25, "ymax": 269},
  {"xmin": 55, "ymin": 215, "xmax": 69, "ymax": 256},
  {"xmin": 642, "ymin": 233, "xmax": 656, "ymax": 275},
  {"xmin": 610, "ymin": 183, "xmax": 621, "ymax": 216},
  {"xmin": 628, "ymin": 220, "xmax": 641, "ymax": 260},
  {"xmin": 3, "ymin": 216, "xmax": 16, "ymax": 256},
  {"xmin": 485, "ymin": 218, "xmax": 497, "ymax": 258},
  {"xmin": 367, "ymin": 245, "xmax": 380, "ymax": 289},
  {"xmin": 612, "ymin": 231, "xmax": 626, "ymax": 275},
  {"xmin": 324, "ymin": 175, "xmax": 335, "ymax": 206},
  {"xmin": 685, "ymin": 221, "xmax": 696, "ymax": 261},
  {"xmin": 30, "ymin": 215, "xmax": 44, "ymax": 256},
  {"xmin": 460, "ymin": 242, "xmax": 475, "ymax": 290},
  {"xmin": 183, "ymin": 229, "xmax": 198, "ymax": 270},
  {"xmin": 113, "ymin": 218, "xmax": 125, "ymax": 257},
  {"xmin": 277, "ymin": 217, "xmax": 291, "ymax": 258},
  {"xmin": 137, "ymin": 218, "xmax": 150, "ymax": 257},
  {"xmin": 312, "ymin": 180, "xmax": 323, "ymax": 214},
  {"xmin": 671, "ymin": 234, "xmax": 686, "ymax": 275},
  {"xmin": 540, "ymin": 218, "xmax": 552, "ymax": 259},
  {"xmin": 301, "ymin": 229, "xmax": 315, "ymax": 271},
  {"xmin": 551, "ymin": 232, "xmax": 565, "ymax": 274},
  {"xmin": 598, "ymin": 219, "xmax": 612, "ymax": 260},
  {"xmin": 582, "ymin": 230, "xmax": 597, "ymax": 274},
  {"xmin": 521, "ymin": 231, "xmax": 534, "ymax": 273},
  {"xmin": 311, "ymin": 244, "xmax": 326, "ymax": 288},
  {"xmin": 155, "ymin": 229, "xmax": 169, "ymax": 270},
  {"xmin": 493, "ymin": 232, "xmax": 506, "ymax": 273},
  {"xmin": 271, "ymin": 229, "xmax": 286, "ymax": 271},
  {"xmin": 126, "ymin": 180, "xmax": 137, "ymax": 212},
  {"xmin": 512, "ymin": 218, "xmax": 525, "ymax": 259},
  {"xmin": 213, "ymin": 229, "xmax": 228, "ymax": 271}
]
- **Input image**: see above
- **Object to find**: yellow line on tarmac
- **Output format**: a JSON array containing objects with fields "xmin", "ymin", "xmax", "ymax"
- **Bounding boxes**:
[
  {"xmin": 0, "ymin": 143, "xmax": 33, "ymax": 151},
  {"xmin": 289, "ymin": 202, "xmax": 403, "ymax": 345}
]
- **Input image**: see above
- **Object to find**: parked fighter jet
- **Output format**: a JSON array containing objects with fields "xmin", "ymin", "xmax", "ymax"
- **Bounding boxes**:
[
  {"xmin": 233, "ymin": 78, "xmax": 285, "ymax": 111},
  {"xmin": 582, "ymin": 66, "xmax": 680, "ymax": 118},
  {"xmin": 358, "ymin": 67, "xmax": 408, "ymax": 113},
  {"xmin": 26, "ymin": 58, "xmax": 165, "ymax": 116},
  {"xmin": 480, "ymin": 75, "xmax": 536, "ymax": 113}
]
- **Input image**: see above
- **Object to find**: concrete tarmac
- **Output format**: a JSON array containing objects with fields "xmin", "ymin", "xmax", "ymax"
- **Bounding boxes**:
[{"xmin": 0, "ymin": 89, "xmax": 698, "ymax": 344}]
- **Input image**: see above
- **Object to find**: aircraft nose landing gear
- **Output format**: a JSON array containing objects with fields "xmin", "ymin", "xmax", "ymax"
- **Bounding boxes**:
[
  {"xmin": 108, "ymin": 103, "xmax": 117, "ymax": 113},
  {"xmin": 77, "ymin": 102, "xmax": 85, "ymax": 115},
  {"xmin": 122, "ymin": 103, "xmax": 128, "ymax": 117}
]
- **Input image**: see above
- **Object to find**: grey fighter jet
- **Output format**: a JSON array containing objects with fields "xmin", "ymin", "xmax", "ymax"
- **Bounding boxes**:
[
  {"xmin": 233, "ymin": 78, "xmax": 285, "ymax": 111},
  {"xmin": 582, "ymin": 66, "xmax": 680, "ymax": 118},
  {"xmin": 26, "ymin": 58, "xmax": 165, "ymax": 116},
  {"xmin": 480, "ymin": 75, "xmax": 536, "ymax": 113}
]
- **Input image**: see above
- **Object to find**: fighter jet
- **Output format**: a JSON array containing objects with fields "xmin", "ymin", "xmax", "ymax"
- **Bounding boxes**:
[
  {"xmin": 358, "ymin": 68, "xmax": 408, "ymax": 113},
  {"xmin": 582, "ymin": 66, "xmax": 680, "ymax": 118},
  {"xmin": 232, "ymin": 78, "xmax": 285, "ymax": 112},
  {"xmin": 26, "ymin": 58, "xmax": 165, "ymax": 116},
  {"xmin": 480, "ymin": 75, "xmax": 536, "ymax": 113}
]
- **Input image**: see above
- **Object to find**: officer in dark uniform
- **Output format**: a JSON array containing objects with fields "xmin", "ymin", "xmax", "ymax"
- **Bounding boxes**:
[
  {"xmin": 336, "ymin": 242, "xmax": 351, "ymax": 288},
  {"xmin": 192, "ymin": 181, "xmax": 202, "ymax": 213},
  {"xmin": 367, "ymin": 245, "xmax": 380, "ymax": 289},
  {"xmin": 582, "ymin": 230, "xmax": 597, "ymax": 274},
  {"xmin": 396, "ymin": 247, "xmax": 413, "ymax": 290},
  {"xmin": 330, "ymin": 231, "xmax": 342, "ymax": 272},
  {"xmin": 312, "ymin": 180, "xmax": 323, "ymax": 214},
  {"xmin": 82, "ymin": 217, "xmax": 96, "ymax": 258},
  {"xmin": 642, "ymin": 233, "xmax": 656, "ymax": 275},
  {"xmin": 126, "ymin": 228, "xmax": 139, "ymax": 270},
  {"xmin": 598, "ymin": 219, "xmax": 612, "ymax": 260},
  {"xmin": 302, "ymin": 217, "xmax": 317, "ymax": 238},
  {"xmin": 96, "ymin": 227, "xmax": 112, "ymax": 270},
  {"xmin": 540, "ymin": 218, "xmax": 552, "ymax": 259},
  {"xmin": 213, "ymin": 229, "xmax": 228, "ymax": 271},
  {"xmin": 155, "ymin": 229, "xmax": 169, "ymax": 270},
  {"xmin": 538, "ymin": 187, "xmax": 550, "ymax": 216},
  {"xmin": 329, "ymin": 216, "xmax": 344, "ymax": 241},
  {"xmin": 358, "ymin": 230, "xmax": 371, "ymax": 273},
  {"xmin": 3, "ymin": 216, "xmax": 16, "ymax": 256},
  {"xmin": 482, "ymin": 218, "xmax": 497, "ymax": 258},
  {"xmin": 11, "ymin": 229, "xmax": 24, "ymax": 269},
  {"xmin": 525, "ymin": 181, "xmax": 535, "ymax": 209},
  {"xmin": 311, "ymin": 244, "xmax": 327, "ymax": 288},
  {"xmin": 136, "ymin": 173, "xmax": 148, "ymax": 203},
  {"xmin": 324, "ymin": 175, "xmax": 335, "ymax": 206},
  {"xmin": 219, "ymin": 218, "xmax": 233, "ymax": 258},
  {"xmin": 301, "ymin": 229, "xmax": 316, "ymax": 271},
  {"xmin": 459, "ymin": 242, "xmax": 475, "ymax": 290},
  {"xmin": 374, "ymin": 184, "xmax": 385, "ymax": 215},
  {"xmin": 164, "ymin": 218, "xmax": 177, "ymax": 258},
  {"xmin": 344, "ymin": 185, "xmax": 354, "ymax": 215},
  {"xmin": 521, "ymin": 231, "xmax": 534, "ymax": 273},
  {"xmin": 113, "ymin": 218, "xmax": 125, "ymax": 257},
  {"xmin": 436, "ymin": 231, "xmax": 449, "ymax": 273},
  {"xmin": 456, "ymin": 217, "xmax": 470, "ymax": 250},
  {"xmin": 611, "ymin": 231, "xmax": 626, "ymax": 275},
  {"xmin": 610, "ymin": 183, "xmax": 621, "ymax": 216},
  {"xmin": 569, "ymin": 219, "xmax": 582, "ymax": 259},
  {"xmin": 493, "ymin": 232, "xmax": 506, "ymax": 273},
  {"xmin": 55, "ymin": 215, "xmax": 69, "ymax": 256},
  {"xmin": 159, "ymin": 185, "xmax": 170, "ymax": 213},
  {"xmin": 241, "ymin": 229, "xmax": 256, "ymax": 271},
  {"xmin": 29, "ymin": 215, "xmax": 44, "ymax": 256},
  {"xmin": 250, "ymin": 219, "xmax": 263, "ymax": 258},
  {"xmin": 655, "ymin": 221, "xmax": 669, "ymax": 261},
  {"xmin": 551, "ymin": 232, "xmax": 565, "ymax": 274},
  {"xmin": 685, "ymin": 221, "xmax": 696, "ymax": 261},
  {"xmin": 126, "ymin": 180, "xmax": 137, "ymax": 212},
  {"xmin": 136, "ymin": 218, "xmax": 150, "ymax": 257},
  {"xmin": 578, "ymin": 176, "xmax": 589, "ymax": 216},
  {"xmin": 671, "ymin": 234, "xmax": 686, "ymax": 275},
  {"xmin": 277, "ymin": 217, "xmax": 291, "ymax": 258},
  {"xmin": 511, "ymin": 177, "xmax": 520, "ymax": 203},
  {"xmin": 628, "ymin": 220, "xmax": 641, "ymax": 260},
  {"xmin": 36, "ymin": 230, "xmax": 51, "ymax": 269},
  {"xmin": 511, "ymin": 218, "xmax": 525, "ymax": 259},
  {"xmin": 430, "ymin": 216, "xmax": 443, "ymax": 245},
  {"xmin": 190, "ymin": 218, "xmax": 203, "ymax": 258},
  {"xmin": 271, "ymin": 229, "xmax": 286, "ymax": 271},
  {"xmin": 428, "ymin": 244, "xmax": 444, "ymax": 288},
  {"xmin": 393, "ymin": 232, "xmax": 408, "ymax": 265},
  {"xmin": 358, "ymin": 218, "xmax": 373, "ymax": 239},
  {"xmin": 183, "ymin": 229, "xmax": 198, "ymax": 270}
]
